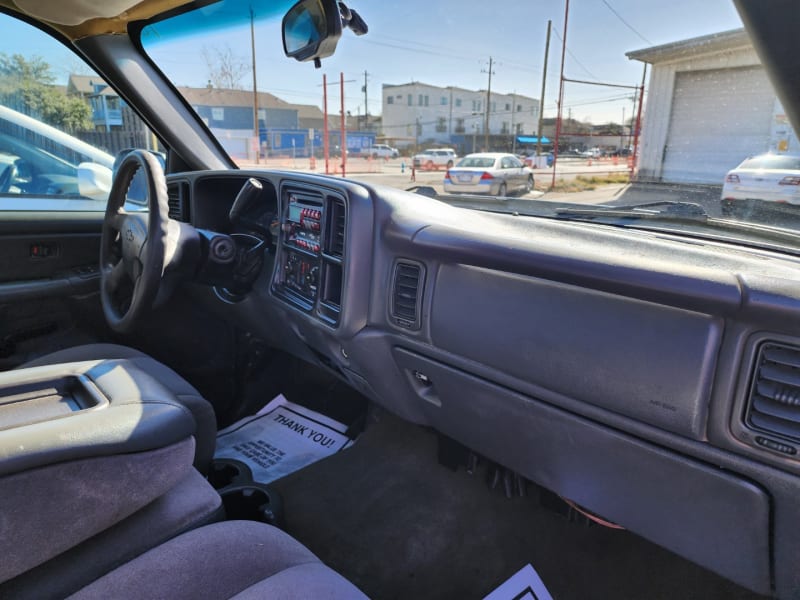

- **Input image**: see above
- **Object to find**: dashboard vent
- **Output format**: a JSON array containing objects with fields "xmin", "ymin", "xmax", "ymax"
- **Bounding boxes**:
[
  {"xmin": 391, "ymin": 261, "xmax": 424, "ymax": 329},
  {"xmin": 745, "ymin": 342, "xmax": 800, "ymax": 443},
  {"xmin": 326, "ymin": 197, "xmax": 346, "ymax": 257},
  {"xmin": 167, "ymin": 182, "xmax": 189, "ymax": 222}
]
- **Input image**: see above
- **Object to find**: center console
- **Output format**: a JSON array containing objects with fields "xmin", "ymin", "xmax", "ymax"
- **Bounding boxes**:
[
  {"xmin": 0, "ymin": 359, "xmax": 200, "ymax": 585},
  {"xmin": 272, "ymin": 183, "xmax": 346, "ymax": 327}
]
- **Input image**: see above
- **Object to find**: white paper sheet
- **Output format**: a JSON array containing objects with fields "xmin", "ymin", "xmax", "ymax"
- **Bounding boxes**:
[
  {"xmin": 483, "ymin": 564, "xmax": 554, "ymax": 600},
  {"xmin": 214, "ymin": 394, "xmax": 353, "ymax": 483}
]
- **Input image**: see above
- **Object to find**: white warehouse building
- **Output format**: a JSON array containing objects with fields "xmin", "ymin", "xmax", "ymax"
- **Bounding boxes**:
[
  {"xmin": 627, "ymin": 29, "xmax": 798, "ymax": 185},
  {"xmin": 381, "ymin": 82, "xmax": 539, "ymax": 149}
]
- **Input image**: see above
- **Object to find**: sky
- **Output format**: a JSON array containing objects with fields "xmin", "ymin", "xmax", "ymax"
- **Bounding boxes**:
[{"xmin": 2, "ymin": 0, "xmax": 745, "ymax": 124}]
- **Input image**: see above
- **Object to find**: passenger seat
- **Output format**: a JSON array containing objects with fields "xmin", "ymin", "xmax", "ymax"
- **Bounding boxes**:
[{"xmin": 67, "ymin": 520, "xmax": 367, "ymax": 599}]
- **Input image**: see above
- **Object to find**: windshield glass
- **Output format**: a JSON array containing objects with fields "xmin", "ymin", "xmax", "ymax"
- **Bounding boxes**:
[{"xmin": 139, "ymin": 0, "xmax": 800, "ymax": 249}]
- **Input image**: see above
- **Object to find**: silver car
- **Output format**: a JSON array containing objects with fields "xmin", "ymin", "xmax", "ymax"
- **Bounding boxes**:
[{"xmin": 444, "ymin": 152, "xmax": 534, "ymax": 197}]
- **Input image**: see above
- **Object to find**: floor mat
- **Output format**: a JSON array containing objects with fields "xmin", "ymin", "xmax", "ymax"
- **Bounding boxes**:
[
  {"xmin": 214, "ymin": 394, "xmax": 354, "ymax": 483},
  {"xmin": 272, "ymin": 409, "xmax": 767, "ymax": 600}
]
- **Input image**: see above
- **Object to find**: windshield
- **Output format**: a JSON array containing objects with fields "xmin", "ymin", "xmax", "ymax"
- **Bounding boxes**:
[{"xmin": 139, "ymin": 0, "xmax": 800, "ymax": 250}]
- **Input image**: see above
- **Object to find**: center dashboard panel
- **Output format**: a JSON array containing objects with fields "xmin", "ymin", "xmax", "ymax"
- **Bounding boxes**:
[{"xmin": 271, "ymin": 183, "xmax": 346, "ymax": 327}]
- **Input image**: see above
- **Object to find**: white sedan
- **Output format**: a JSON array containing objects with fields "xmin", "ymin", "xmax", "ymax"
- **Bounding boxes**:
[
  {"xmin": 444, "ymin": 153, "xmax": 534, "ymax": 197},
  {"xmin": 721, "ymin": 153, "xmax": 800, "ymax": 216}
]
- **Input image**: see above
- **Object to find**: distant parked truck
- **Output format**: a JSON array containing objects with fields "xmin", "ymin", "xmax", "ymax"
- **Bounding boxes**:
[{"xmin": 412, "ymin": 148, "xmax": 457, "ymax": 170}]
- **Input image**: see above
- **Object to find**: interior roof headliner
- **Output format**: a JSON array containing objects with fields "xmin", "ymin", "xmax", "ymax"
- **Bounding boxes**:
[{"xmin": 2, "ymin": 0, "xmax": 194, "ymax": 39}]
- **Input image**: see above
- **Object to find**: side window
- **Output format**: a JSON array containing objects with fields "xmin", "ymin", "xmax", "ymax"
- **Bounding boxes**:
[{"xmin": 0, "ymin": 13, "xmax": 159, "ymax": 212}]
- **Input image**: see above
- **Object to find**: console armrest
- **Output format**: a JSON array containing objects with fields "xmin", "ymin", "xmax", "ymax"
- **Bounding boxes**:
[{"xmin": 0, "ymin": 359, "xmax": 198, "ymax": 583}]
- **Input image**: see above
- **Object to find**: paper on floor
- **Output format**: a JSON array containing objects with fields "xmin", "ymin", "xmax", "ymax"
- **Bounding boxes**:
[
  {"xmin": 483, "ymin": 564, "xmax": 553, "ymax": 600},
  {"xmin": 214, "ymin": 394, "xmax": 354, "ymax": 483}
]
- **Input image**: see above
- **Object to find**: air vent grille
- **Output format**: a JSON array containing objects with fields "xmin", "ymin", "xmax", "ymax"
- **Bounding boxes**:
[
  {"xmin": 391, "ymin": 262, "xmax": 423, "ymax": 328},
  {"xmin": 746, "ymin": 343, "xmax": 800, "ymax": 443},
  {"xmin": 326, "ymin": 197, "xmax": 345, "ymax": 257},
  {"xmin": 167, "ymin": 182, "xmax": 189, "ymax": 222}
]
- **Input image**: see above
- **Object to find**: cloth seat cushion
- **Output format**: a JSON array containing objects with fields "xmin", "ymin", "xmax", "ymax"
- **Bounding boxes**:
[
  {"xmin": 67, "ymin": 520, "xmax": 368, "ymax": 599},
  {"xmin": 18, "ymin": 343, "xmax": 216, "ymax": 473}
]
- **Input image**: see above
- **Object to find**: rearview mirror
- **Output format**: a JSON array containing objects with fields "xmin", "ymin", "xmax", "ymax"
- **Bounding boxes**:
[{"xmin": 282, "ymin": 0, "xmax": 342, "ymax": 66}]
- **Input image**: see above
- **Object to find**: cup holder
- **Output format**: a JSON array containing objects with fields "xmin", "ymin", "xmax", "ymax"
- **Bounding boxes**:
[
  {"xmin": 208, "ymin": 458, "xmax": 252, "ymax": 491},
  {"xmin": 209, "ymin": 458, "xmax": 284, "ymax": 527},
  {"xmin": 219, "ymin": 484, "xmax": 284, "ymax": 528}
]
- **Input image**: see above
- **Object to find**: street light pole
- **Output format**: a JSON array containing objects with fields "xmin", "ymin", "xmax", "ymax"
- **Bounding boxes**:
[{"xmin": 249, "ymin": 6, "xmax": 259, "ymax": 164}]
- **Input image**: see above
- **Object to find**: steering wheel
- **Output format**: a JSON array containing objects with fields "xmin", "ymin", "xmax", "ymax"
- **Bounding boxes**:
[{"xmin": 100, "ymin": 150, "xmax": 169, "ymax": 333}]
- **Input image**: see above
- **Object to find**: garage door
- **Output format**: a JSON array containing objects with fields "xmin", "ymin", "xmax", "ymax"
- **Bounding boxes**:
[{"xmin": 661, "ymin": 66, "xmax": 774, "ymax": 184}]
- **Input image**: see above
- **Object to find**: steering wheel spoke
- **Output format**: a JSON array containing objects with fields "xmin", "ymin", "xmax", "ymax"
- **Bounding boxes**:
[{"xmin": 105, "ymin": 259, "xmax": 127, "ymax": 293}]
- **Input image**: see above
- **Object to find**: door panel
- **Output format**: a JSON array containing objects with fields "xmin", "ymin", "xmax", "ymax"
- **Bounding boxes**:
[{"xmin": 0, "ymin": 213, "xmax": 107, "ymax": 369}]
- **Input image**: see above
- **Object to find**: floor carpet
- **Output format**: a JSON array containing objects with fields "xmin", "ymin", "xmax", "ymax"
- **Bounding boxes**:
[{"xmin": 272, "ymin": 408, "xmax": 766, "ymax": 600}]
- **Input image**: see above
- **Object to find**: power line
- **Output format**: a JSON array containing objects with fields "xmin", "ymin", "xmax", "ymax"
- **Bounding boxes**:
[
  {"xmin": 354, "ymin": 38, "xmax": 539, "ymax": 75},
  {"xmin": 368, "ymin": 34, "xmax": 540, "ymax": 74},
  {"xmin": 550, "ymin": 28, "xmax": 600, "ymax": 81},
  {"xmin": 600, "ymin": 0, "xmax": 653, "ymax": 45}
]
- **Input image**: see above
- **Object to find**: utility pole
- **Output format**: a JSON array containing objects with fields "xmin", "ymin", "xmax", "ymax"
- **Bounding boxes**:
[
  {"xmin": 340, "ymin": 71, "xmax": 347, "ymax": 177},
  {"xmin": 448, "ymin": 87, "xmax": 453, "ymax": 139},
  {"xmin": 621, "ymin": 106, "xmax": 625, "ymax": 149},
  {"xmin": 536, "ymin": 19, "xmax": 551, "ymax": 159},
  {"xmin": 323, "ymin": 73, "xmax": 329, "ymax": 174},
  {"xmin": 510, "ymin": 92, "xmax": 516, "ymax": 153},
  {"xmin": 482, "ymin": 57, "xmax": 494, "ymax": 151},
  {"xmin": 362, "ymin": 70, "xmax": 368, "ymax": 130},
  {"xmin": 249, "ymin": 6, "xmax": 259, "ymax": 164},
  {"xmin": 552, "ymin": 0, "xmax": 570, "ymax": 189},
  {"xmin": 631, "ymin": 63, "xmax": 647, "ymax": 179}
]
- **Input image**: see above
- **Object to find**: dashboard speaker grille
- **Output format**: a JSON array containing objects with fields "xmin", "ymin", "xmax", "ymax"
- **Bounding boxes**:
[
  {"xmin": 391, "ymin": 262, "xmax": 423, "ymax": 329},
  {"xmin": 746, "ymin": 342, "xmax": 800, "ymax": 443},
  {"xmin": 167, "ymin": 181, "xmax": 189, "ymax": 222}
]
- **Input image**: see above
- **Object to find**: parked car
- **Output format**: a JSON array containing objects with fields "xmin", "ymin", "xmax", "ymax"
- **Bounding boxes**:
[
  {"xmin": 444, "ymin": 152, "xmax": 534, "ymax": 196},
  {"xmin": 412, "ymin": 148, "xmax": 457, "ymax": 170},
  {"xmin": 721, "ymin": 153, "xmax": 800, "ymax": 216},
  {"xmin": 369, "ymin": 144, "xmax": 398, "ymax": 159},
  {"xmin": 0, "ymin": 105, "xmax": 113, "ymax": 208}
]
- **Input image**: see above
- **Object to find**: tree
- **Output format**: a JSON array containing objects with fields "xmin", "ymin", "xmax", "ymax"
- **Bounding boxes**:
[
  {"xmin": 202, "ymin": 44, "xmax": 250, "ymax": 90},
  {"xmin": 0, "ymin": 53, "xmax": 92, "ymax": 132}
]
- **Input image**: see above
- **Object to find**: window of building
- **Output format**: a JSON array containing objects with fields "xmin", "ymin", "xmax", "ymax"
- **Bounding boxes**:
[
  {"xmin": 424, "ymin": 95, "xmax": 429, "ymax": 107},
  {"xmin": 387, "ymin": 96, "xmax": 394, "ymax": 105},
  {"xmin": 517, "ymin": 104, "xmax": 522, "ymax": 112},
  {"xmin": 106, "ymin": 97, "xmax": 120, "ymax": 110},
  {"xmin": 505, "ymin": 103, "xmax": 510, "ymax": 111},
  {"xmin": 516, "ymin": 123, "xmax": 523, "ymax": 134},
  {"xmin": 408, "ymin": 94, "xmax": 413, "ymax": 106},
  {"xmin": 211, "ymin": 107, "xmax": 224, "ymax": 121},
  {"xmin": 501, "ymin": 122, "xmax": 509, "ymax": 134},
  {"xmin": 492, "ymin": 102, "xmax": 496, "ymax": 113},
  {"xmin": 455, "ymin": 98, "xmax": 462, "ymax": 107},
  {"xmin": 455, "ymin": 118, "xmax": 465, "ymax": 134},
  {"xmin": 441, "ymin": 96, "xmax": 447, "ymax": 105},
  {"xmin": 418, "ymin": 94, "xmax": 423, "ymax": 105},
  {"xmin": 435, "ymin": 117, "xmax": 447, "ymax": 133}
]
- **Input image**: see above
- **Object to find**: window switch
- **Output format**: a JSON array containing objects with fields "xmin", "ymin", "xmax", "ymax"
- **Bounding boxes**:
[{"xmin": 30, "ymin": 243, "xmax": 57, "ymax": 258}]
